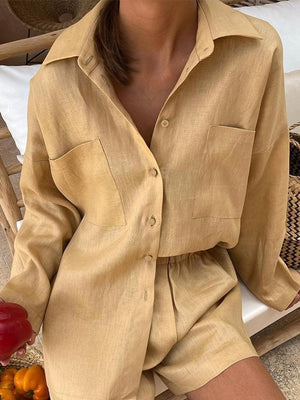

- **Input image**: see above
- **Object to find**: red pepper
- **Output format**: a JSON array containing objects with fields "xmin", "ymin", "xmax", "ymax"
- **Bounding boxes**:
[{"xmin": 0, "ymin": 303, "xmax": 33, "ymax": 360}]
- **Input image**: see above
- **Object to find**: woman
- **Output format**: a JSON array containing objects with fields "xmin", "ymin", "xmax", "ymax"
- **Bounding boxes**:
[{"xmin": 1, "ymin": 0, "xmax": 300, "ymax": 399}]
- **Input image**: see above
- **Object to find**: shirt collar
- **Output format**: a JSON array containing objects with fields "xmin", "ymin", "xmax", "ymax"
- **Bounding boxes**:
[{"xmin": 43, "ymin": 0, "xmax": 263, "ymax": 68}]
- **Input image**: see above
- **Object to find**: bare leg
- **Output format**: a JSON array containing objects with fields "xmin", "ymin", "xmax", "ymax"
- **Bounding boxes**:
[{"xmin": 185, "ymin": 356, "xmax": 286, "ymax": 400}]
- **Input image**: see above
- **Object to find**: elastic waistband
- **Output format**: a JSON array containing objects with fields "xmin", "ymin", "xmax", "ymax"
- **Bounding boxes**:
[{"xmin": 156, "ymin": 252, "xmax": 198, "ymax": 265}]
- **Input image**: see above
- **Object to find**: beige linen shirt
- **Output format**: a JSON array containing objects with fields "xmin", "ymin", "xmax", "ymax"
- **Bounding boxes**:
[{"xmin": 1, "ymin": 0, "xmax": 300, "ymax": 397}]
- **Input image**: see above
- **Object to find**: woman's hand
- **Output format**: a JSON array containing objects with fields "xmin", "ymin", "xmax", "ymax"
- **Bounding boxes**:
[
  {"xmin": 285, "ymin": 289, "xmax": 300, "ymax": 310},
  {"xmin": 0, "ymin": 297, "xmax": 37, "ymax": 366},
  {"xmin": 285, "ymin": 270, "xmax": 300, "ymax": 310}
]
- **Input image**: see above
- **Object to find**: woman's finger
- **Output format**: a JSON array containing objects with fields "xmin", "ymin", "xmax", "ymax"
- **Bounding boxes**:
[
  {"xmin": 27, "ymin": 330, "xmax": 37, "ymax": 345},
  {"xmin": 0, "ymin": 358, "xmax": 11, "ymax": 366},
  {"xmin": 16, "ymin": 345, "xmax": 26, "ymax": 356},
  {"xmin": 285, "ymin": 290, "xmax": 300, "ymax": 309},
  {"xmin": 16, "ymin": 350, "xmax": 26, "ymax": 358}
]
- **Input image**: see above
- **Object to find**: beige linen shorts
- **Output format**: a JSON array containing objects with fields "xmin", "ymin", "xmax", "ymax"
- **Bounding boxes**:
[{"xmin": 136, "ymin": 249, "xmax": 259, "ymax": 399}]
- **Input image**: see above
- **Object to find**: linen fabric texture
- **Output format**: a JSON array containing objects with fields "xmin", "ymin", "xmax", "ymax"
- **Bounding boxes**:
[
  {"xmin": 1, "ymin": 0, "xmax": 300, "ymax": 398},
  {"xmin": 136, "ymin": 252, "xmax": 259, "ymax": 399}
]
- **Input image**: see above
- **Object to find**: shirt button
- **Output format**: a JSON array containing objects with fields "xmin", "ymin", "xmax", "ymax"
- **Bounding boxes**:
[
  {"xmin": 150, "ymin": 167, "xmax": 158, "ymax": 177},
  {"xmin": 149, "ymin": 215, "xmax": 156, "ymax": 226},
  {"xmin": 161, "ymin": 119, "xmax": 169, "ymax": 128},
  {"xmin": 144, "ymin": 254, "xmax": 153, "ymax": 262}
]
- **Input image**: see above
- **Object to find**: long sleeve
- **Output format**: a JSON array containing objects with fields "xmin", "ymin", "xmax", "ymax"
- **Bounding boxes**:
[
  {"xmin": 0, "ymin": 78, "xmax": 82, "ymax": 334},
  {"xmin": 227, "ymin": 35, "xmax": 300, "ymax": 312}
]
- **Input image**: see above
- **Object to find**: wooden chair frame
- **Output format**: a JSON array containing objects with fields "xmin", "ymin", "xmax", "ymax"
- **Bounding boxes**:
[{"xmin": 0, "ymin": 1, "xmax": 299, "ymax": 399}]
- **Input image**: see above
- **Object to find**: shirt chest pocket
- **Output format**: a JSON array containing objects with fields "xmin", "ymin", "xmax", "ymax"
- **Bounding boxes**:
[
  {"xmin": 192, "ymin": 125, "xmax": 256, "ymax": 219},
  {"xmin": 49, "ymin": 138, "xmax": 126, "ymax": 227}
]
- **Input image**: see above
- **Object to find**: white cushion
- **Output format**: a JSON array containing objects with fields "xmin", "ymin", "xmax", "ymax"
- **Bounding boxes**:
[
  {"xmin": 16, "ymin": 219, "xmax": 23, "ymax": 231},
  {"xmin": 237, "ymin": 0, "xmax": 300, "ymax": 73},
  {"xmin": 0, "ymin": 65, "xmax": 41, "ymax": 160},
  {"xmin": 284, "ymin": 70, "xmax": 300, "ymax": 132}
]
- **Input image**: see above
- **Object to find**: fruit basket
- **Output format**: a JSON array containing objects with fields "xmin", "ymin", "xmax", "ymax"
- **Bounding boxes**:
[
  {"xmin": 0, "ymin": 347, "xmax": 50, "ymax": 399},
  {"xmin": 1, "ymin": 347, "xmax": 44, "ymax": 370}
]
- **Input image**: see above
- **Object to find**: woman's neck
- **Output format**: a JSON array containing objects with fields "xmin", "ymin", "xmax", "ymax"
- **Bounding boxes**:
[{"xmin": 118, "ymin": 0, "xmax": 198, "ymax": 71}]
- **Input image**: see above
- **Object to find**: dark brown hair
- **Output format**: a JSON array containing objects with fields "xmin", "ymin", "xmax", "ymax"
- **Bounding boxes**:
[
  {"xmin": 94, "ymin": 0, "xmax": 137, "ymax": 86},
  {"xmin": 94, "ymin": 0, "xmax": 200, "ymax": 86}
]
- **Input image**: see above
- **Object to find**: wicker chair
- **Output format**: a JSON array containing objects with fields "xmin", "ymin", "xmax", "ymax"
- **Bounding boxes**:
[{"xmin": 0, "ymin": 1, "xmax": 299, "ymax": 399}]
